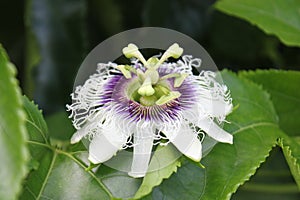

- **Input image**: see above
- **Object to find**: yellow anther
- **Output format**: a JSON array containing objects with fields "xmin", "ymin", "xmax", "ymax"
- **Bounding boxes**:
[
  {"xmin": 156, "ymin": 91, "xmax": 181, "ymax": 105},
  {"xmin": 174, "ymin": 73, "xmax": 189, "ymax": 87}
]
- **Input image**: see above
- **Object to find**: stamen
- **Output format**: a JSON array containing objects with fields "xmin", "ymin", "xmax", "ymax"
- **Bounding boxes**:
[
  {"xmin": 156, "ymin": 91, "xmax": 181, "ymax": 105},
  {"xmin": 160, "ymin": 73, "xmax": 189, "ymax": 87},
  {"xmin": 174, "ymin": 73, "xmax": 189, "ymax": 87},
  {"xmin": 160, "ymin": 73, "xmax": 181, "ymax": 80},
  {"xmin": 117, "ymin": 65, "xmax": 132, "ymax": 79},
  {"xmin": 154, "ymin": 85, "xmax": 169, "ymax": 96}
]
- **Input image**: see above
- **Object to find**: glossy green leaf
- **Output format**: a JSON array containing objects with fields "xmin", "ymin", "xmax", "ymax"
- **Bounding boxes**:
[
  {"xmin": 142, "ymin": 160, "xmax": 205, "ymax": 200},
  {"xmin": 0, "ymin": 45, "xmax": 29, "ymax": 200},
  {"xmin": 96, "ymin": 165, "xmax": 142, "ymax": 199},
  {"xmin": 215, "ymin": 0, "xmax": 300, "ymax": 47},
  {"xmin": 20, "ymin": 99, "xmax": 112, "ymax": 199},
  {"xmin": 278, "ymin": 136, "xmax": 300, "ymax": 189},
  {"xmin": 22, "ymin": 96, "xmax": 49, "ymax": 144},
  {"xmin": 21, "ymin": 150, "xmax": 112, "ymax": 200},
  {"xmin": 240, "ymin": 70, "xmax": 300, "ymax": 136},
  {"xmin": 232, "ymin": 147, "xmax": 300, "ymax": 199},
  {"xmin": 239, "ymin": 70, "xmax": 300, "ymax": 188},
  {"xmin": 25, "ymin": 0, "xmax": 87, "ymax": 113},
  {"xmin": 142, "ymin": 71, "xmax": 282, "ymax": 199}
]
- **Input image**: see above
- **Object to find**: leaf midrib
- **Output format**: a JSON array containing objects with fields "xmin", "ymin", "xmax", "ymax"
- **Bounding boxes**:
[{"xmin": 36, "ymin": 151, "xmax": 57, "ymax": 199}]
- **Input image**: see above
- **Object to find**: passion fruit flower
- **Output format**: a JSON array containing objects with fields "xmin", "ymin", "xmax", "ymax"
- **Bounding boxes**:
[{"xmin": 67, "ymin": 43, "xmax": 233, "ymax": 178}]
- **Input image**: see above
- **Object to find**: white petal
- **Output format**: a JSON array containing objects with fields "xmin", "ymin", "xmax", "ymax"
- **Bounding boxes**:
[
  {"xmin": 70, "ymin": 113, "xmax": 104, "ymax": 144},
  {"xmin": 163, "ymin": 125, "xmax": 202, "ymax": 162},
  {"xmin": 70, "ymin": 129, "xmax": 87, "ymax": 144},
  {"xmin": 128, "ymin": 128, "xmax": 154, "ymax": 178},
  {"xmin": 197, "ymin": 118, "xmax": 233, "ymax": 144},
  {"xmin": 88, "ymin": 128, "xmax": 128, "ymax": 164},
  {"xmin": 198, "ymin": 96, "xmax": 232, "ymax": 117}
]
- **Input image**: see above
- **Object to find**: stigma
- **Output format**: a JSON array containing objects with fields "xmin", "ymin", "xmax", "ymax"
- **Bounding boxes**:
[{"xmin": 119, "ymin": 43, "xmax": 187, "ymax": 106}]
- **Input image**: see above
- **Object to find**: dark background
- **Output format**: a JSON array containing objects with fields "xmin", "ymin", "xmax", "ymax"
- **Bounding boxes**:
[{"xmin": 1, "ymin": 0, "xmax": 300, "ymax": 114}]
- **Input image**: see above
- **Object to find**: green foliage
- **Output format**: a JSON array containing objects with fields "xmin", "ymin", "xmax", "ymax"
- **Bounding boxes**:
[
  {"xmin": 134, "ymin": 145, "xmax": 182, "ymax": 199},
  {"xmin": 279, "ymin": 137, "xmax": 300, "ymax": 190},
  {"xmin": 20, "ymin": 97, "xmax": 112, "ymax": 200},
  {"xmin": 96, "ymin": 165, "xmax": 142, "ymax": 199},
  {"xmin": 240, "ymin": 70, "xmax": 300, "ymax": 189},
  {"xmin": 215, "ymin": 0, "xmax": 300, "ymax": 47},
  {"xmin": 0, "ymin": 45, "xmax": 29, "ymax": 200},
  {"xmin": 1, "ymin": 41, "xmax": 300, "ymax": 198},
  {"xmin": 240, "ymin": 70, "xmax": 300, "ymax": 136}
]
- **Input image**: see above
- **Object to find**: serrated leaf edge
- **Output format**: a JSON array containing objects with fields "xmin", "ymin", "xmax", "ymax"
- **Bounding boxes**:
[
  {"xmin": 225, "ymin": 144, "xmax": 277, "ymax": 199},
  {"xmin": 278, "ymin": 137, "xmax": 300, "ymax": 189},
  {"xmin": 0, "ymin": 45, "xmax": 29, "ymax": 199}
]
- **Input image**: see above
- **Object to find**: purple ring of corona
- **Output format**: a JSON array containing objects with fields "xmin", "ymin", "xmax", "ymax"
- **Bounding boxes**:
[{"xmin": 99, "ymin": 69, "xmax": 198, "ymax": 123}]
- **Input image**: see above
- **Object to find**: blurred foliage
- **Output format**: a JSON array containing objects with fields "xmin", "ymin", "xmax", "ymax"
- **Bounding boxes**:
[
  {"xmin": 0, "ymin": 45, "xmax": 29, "ymax": 200},
  {"xmin": 0, "ymin": 0, "xmax": 300, "ymax": 199},
  {"xmin": 215, "ymin": 0, "xmax": 300, "ymax": 47}
]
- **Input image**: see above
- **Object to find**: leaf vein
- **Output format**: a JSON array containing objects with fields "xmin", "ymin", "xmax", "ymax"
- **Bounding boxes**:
[{"xmin": 36, "ymin": 152, "xmax": 57, "ymax": 200}]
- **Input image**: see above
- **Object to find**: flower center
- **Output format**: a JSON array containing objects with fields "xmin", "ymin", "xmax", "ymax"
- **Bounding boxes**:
[
  {"xmin": 128, "ymin": 81, "xmax": 172, "ymax": 106},
  {"xmin": 120, "ymin": 43, "xmax": 188, "ymax": 106}
]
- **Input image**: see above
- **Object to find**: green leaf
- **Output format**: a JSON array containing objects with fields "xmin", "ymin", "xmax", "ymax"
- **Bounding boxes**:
[
  {"xmin": 25, "ymin": 0, "xmax": 87, "ymax": 112},
  {"xmin": 0, "ymin": 45, "xmax": 29, "ymax": 200},
  {"xmin": 143, "ymin": 71, "xmax": 282, "ymax": 199},
  {"xmin": 239, "ymin": 70, "xmax": 300, "ymax": 136},
  {"xmin": 278, "ymin": 136, "xmax": 300, "ymax": 189},
  {"xmin": 21, "ymin": 99, "xmax": 112, "ymax": 199},
  {"xmin": 215, "ymin": 0, "xmax": 300, "ymax": 47},
  {"xmin": 232, "ymin": 147, "xmax": 300, "ymax": 199},
  {"xmin": 22, "ymin": 96, "xmax": 49, "ymax": 144},
  {"xmin": 21, "ymin": 150, "xmax": 112, "ymax": 200},
  {"xmin": 22, "ymin": 96, "xmax": 49, "ymax": 168},
  {"xmin": 237, "ymin": 70, "xmax": 300, "ymax": 190},
  {"xmin": 142, "ymin": 160, "xmax": 206, "ymax": 200},
  {"xmin": 96, "ymin": 165, "xmax": 142, "ymax": 199},
  {"xmin": 134, "ymin": 145, "xmax": 181, "ymax": 199}
]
